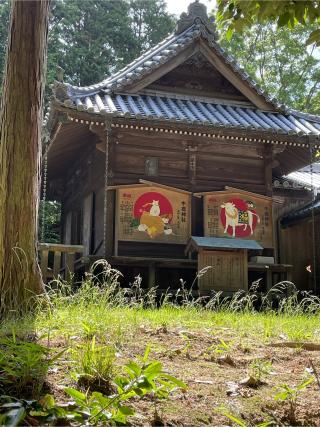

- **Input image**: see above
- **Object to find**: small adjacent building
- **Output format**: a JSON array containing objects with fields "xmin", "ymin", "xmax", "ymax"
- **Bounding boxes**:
[
  {"xmin": 281, "ymin": 195, "xmax": 320, "ymax": 292},
  {"xmin": 45, "ymin": 1, "xmax": 320, "ymax": 293}
]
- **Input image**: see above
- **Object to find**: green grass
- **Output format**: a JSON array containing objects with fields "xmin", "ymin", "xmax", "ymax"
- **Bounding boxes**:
[
  {"xmin": 0, "ymin": 261, "xmax": 320, "ymax": 426},
  {"xmin": 29, "ymin": 305, "xmax": 320, "ymax": 345}
]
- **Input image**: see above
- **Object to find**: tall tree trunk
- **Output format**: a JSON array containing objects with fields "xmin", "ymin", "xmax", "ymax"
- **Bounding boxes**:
[{"xmin": 0, "ymin": 0, "xmax": 50, "ymax": 318}]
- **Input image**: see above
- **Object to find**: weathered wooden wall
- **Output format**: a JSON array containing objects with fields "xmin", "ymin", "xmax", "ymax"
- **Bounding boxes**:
[
  {"xmin": 112, "ymin": 130, "xmax": 266, "ymax": 194},
  {"xmin": 280, "ymin": 216, "xmax": 320, "ymax": 290}
]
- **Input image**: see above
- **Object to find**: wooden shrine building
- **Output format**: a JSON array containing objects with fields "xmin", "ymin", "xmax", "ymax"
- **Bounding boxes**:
[{"xmin": 45, "ymin": 1, "xmax": 320, "ymax": 293}]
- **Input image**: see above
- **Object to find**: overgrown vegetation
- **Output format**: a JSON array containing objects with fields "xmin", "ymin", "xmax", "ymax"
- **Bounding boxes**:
[{"xmin": 0, "ymin": 261, "xmax": 319, "ymax": 425}]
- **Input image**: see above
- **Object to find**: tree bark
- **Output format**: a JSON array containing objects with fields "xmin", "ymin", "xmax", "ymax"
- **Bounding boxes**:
[{"xmin": 0, "ymin": 0, "xmax": 50, "ymax": 318}]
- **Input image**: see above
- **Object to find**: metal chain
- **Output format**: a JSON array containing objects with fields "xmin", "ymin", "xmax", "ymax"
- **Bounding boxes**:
[
  {"xmin": 41, "ymin": 150, "xmax": 48, "ymax": 242},
  {"xmin": 103, "ymin": 123, "xmax": 110, "ymax": 258},
  {"xmin": 309, "ymin": 144, "xmax": 317, "ymax": 294}
]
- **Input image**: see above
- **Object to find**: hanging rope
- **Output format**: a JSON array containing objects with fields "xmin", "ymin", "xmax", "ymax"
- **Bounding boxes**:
[
  {"xmin": 309, "ymin": 144, "xmax": 317, "ymax": 294},
  {"xmin": 41, "ymin": 150, "xmax": 48, "ymax": 242},
  {"xmin": 103, "ymin": 122, "xmax": 111, "ymax": 258}
]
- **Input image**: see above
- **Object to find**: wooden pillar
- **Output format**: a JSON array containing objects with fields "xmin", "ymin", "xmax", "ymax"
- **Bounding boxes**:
[
  {"xmin": 105, "ymin": 189, "xmax": 115, "ymax": 257},
  {"xmin": 264, "ymin": 145, "xmax": 273, "ymax": 197},
  {"xmin": 82, "ymin": 193, "xmax": 93, "ymax": 256},
  {"xmin": 148, "ymin": 263, "xmax": 156, "ymax": 289},
  {"xmin": 89, "ymin": 122, "xmax": 115, "ymax": 258},
  {"xmin": 266, "ymin": 267, "xmax": 272, "ymax": 291},
  {"xmin": 186, "ymin": 143, "xmax": 198, "ymax": 236}
]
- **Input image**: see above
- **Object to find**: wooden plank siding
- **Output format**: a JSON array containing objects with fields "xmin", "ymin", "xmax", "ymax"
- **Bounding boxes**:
[
  {"xmin": 112, "ymin": 131, "xmax": 266, "ymax": 193},
  {"xmin": 280, "ymin": 216, "xmax": 320, "ymax": 291}
]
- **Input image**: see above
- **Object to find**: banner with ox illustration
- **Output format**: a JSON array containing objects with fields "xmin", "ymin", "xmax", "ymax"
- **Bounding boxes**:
[
  {"xmin": 116, "ymin": 185, "xmax": 191, "ymax": 244},
  {"xmin": 203, "ymin": 190, "xmax": 273, "ymax": 247}
]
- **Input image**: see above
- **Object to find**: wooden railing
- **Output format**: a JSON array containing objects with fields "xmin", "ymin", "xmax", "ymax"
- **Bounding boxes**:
[{"xmin": 38, "ymin": 243, "xmax": 84, "ymax": 283}]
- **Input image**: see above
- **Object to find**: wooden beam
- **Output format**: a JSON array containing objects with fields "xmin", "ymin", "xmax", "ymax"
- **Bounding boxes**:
[
  {"xmin": 66, "ymin": 253, "xmax": 75, "ymax": 283},
  {"xmin": 194, "ymin": 187, "xmax": 272, "ymax": 200},
  {"xmin": 53, "ymin": 251, "xmax": 61, "ymax": 277},
  {"xmin": 38, "ymin": 243, "xmax": 84, "ymax": 253},
  {"xmin": 139, "ymin": 179, "xmax": 192, "ymax": 194},
  {"xmin": 105, "ymin": 189, "xmax": 115, "ymax": 257},
  {"xmin": 40, "ymin": 249, "xmax": 49, "ymax": 282},
  {"xmin": 224, "ymin": 186, "xmax": 272, "ymax": 201},
  {"xmin": 108, "ymin": 183, "xmax": 145, "ymax": 190},
  {"xmin": 264, "ymin": 145, "xmax": 273, "ymax": 197},
  {"xmin": 148, "ymin": 263, "xmax": 156, "ymax": 289}
]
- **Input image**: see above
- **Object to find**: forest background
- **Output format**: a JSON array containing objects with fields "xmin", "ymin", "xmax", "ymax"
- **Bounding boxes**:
[{"xmin": 0, "ymin": 0, "xmax": 319, "ymax": 241}]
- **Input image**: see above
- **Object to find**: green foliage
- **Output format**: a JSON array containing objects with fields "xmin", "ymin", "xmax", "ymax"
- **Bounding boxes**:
[
  {"xmin": 0, "ymin": 0, "xmax": 9, "ymax": 96},
  {"xmin": 48, "ymin": 0, "xmax": 133, "ymax": 87},
  {"xmin": 0, "ymin": 393, "xmax": 79, "ymax": 426},
  {"xmin": 0, "ymin": 396, "xmax": 28, "ymax": 427},
  {"xmin": 216, "ymin": 406, "xmax": 274, "ymax": 427},
  {"xmin": 70, "ymin": 336, "xmax": 115, "ymax": 392},
  {"xmin": 0, "ymin": 333, "xmax": 185, "ymax": 426},
  {"xmin": 213, "ymin": 338, "xmax": 231, "ymax": 354},
  {"xmin": 274, "ymin": 376, "xmax": 314, "ymax": 424},
  {"xmin": 39, "ymin": 200, "xmax": 61, "ymax": 243},
  {"xmin": 0, "ymin": 336, "xmax": 63, "ymax": 398},
  {"xmin": 218, "ymin": 23, "xmax": 320, "ymax": 114},
  {"xmin": 0, "ymin": 0, "xmax": 175, "ymax": 104},
  {"xmin": 0, "ymin": 345, "xmax": 186, "ymax": 426},
  {"xmin": 128, "ymin": 0, "xmax": 176, "ymax": 59},
  {"xmin": 249, "ymin": 359, "xmax": 272, "ymax": 383},
  {"xmin": 114, "ymin": 344, "xmax": 186, "ymax": 400},
  {"xmin": 216, "ymin": 0, "xmax": 320, "ymax": 46},
  {"xmin": 48, "ymin": 0, "xmax": 175, "ymax": 87},
  {"xmin": 0, "ymin": 264, "xmax": 319, "ymax": 426}
]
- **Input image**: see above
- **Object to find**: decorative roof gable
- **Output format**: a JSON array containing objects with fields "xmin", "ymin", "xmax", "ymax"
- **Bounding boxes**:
[
  {"xmin": 54, "ymin": 1, "xmax": 280, "ymax": 112},
  {"xmin": 50, "ymin": 1, "xmax": 320, "ymax": 142}
]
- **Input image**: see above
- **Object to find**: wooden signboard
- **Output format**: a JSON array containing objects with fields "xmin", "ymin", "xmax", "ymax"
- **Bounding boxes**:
[
  {"xmin": 202, "ymin": 189, "xmax": 273, "ymax": 248},
  {"xmin": 116, "ymin": 184, "xmax": 191, "ymax": 244}
]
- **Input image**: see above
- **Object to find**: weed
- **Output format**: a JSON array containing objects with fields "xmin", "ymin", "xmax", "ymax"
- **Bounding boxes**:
[
  {"xmin": 216, "ymin": 406, "xmax": 274, "ymax": 426},
  {"xmin": 70, "ymin": 336, "xmax": 115, "ymax": 392},
  {"xmin": 203, "ymin": 338, "xmax": 233, "ymax": 362},
  {"xmin": 214, "ymin": 338, "xmax": 232, "ymax": 354},
  {"xmin": 1, "ymin": 261, "xmax": 320, "ymax": 425},
  {"xmin": 0, "ymin": 336, "xmax": 64, "ymax": 398},
  {"xmin": 2, "ymin": 345, "xmax": 186, "ymax": 426},
  {"xmin": 249, "ymin": 359, "xmax": 273, "ymax": 384},
  {"xmin": 274, "ymin": 376, "xmax": 314, "ymax": 424},
  {"xmin": 81, "ymin": 320, "xmax": 99, "ymax": 340}
]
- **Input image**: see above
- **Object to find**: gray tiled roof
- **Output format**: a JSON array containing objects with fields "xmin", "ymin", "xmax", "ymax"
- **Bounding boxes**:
[
  {"xmin": 69, "ymin": 92, "xmax": 320, "ymax": 136},
  {"xmin": 281, "ymin": 197, "xmax": 320, "ymax": 224},
  {"xmin": 63, "ymin": 21, "xmax": 279, "ymax": 110},
  {"xmin": 286, "ymin": 163, "xmax": 320, "ymax": 189},
  {"xmin": 51, "ymin": 1, "xmax": 320, "ymax": 139},
  {"xmin": 189, "ymin": 236, "xmax": 263, "ymax": 250}
]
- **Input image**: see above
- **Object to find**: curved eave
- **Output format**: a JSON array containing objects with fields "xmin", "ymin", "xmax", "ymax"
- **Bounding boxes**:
[
  {"xmin": 52, "ymin": 94, "xmax": 320, "ymax": 141},
  {"xmin": 47, "ymin": 99, "xmax": 315, "ymax": 180}
]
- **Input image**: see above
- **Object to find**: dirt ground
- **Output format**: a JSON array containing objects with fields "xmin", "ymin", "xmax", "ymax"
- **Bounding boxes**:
[{"xmin": 46, "ymin": 324, "xmax": 320, "ymax": 426}]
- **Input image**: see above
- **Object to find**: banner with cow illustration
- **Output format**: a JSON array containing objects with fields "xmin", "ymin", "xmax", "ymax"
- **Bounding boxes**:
[
  {"xmin": 116, "ymin": 185, "xmax": 191, "ymax": 244},
  {"xmin": 203, "ymin": 190, "xmax": 274, "ymax": 247}
]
